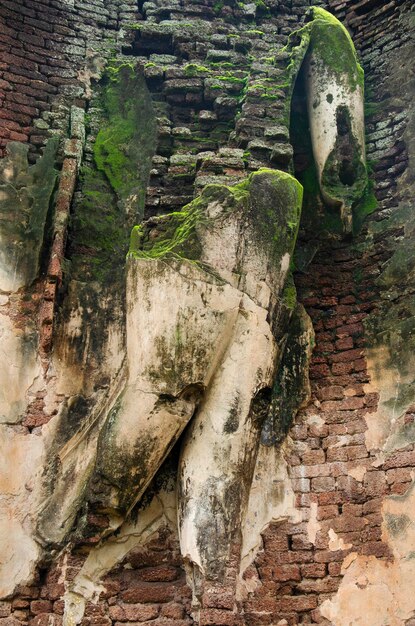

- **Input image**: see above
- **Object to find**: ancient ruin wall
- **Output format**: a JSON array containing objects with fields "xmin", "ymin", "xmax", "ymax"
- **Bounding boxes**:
[{"xmin": 0, "ymin": 0, "xmax": 414, "ymax": 625}]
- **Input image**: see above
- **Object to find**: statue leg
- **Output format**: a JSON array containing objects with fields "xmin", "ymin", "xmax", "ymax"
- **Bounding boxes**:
[
  {"xmin": 178, "ymin": 292, "xmax": 278, "ymax": 602},
  {"xmin": 90, "ymin": 259, "xmax": 250, "ymax": 519}
]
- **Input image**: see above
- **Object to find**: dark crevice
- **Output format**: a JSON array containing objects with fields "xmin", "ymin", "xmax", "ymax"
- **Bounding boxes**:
[{"xmin": 339, "ymin": 158, "xmax": 357, "ymax": 186}]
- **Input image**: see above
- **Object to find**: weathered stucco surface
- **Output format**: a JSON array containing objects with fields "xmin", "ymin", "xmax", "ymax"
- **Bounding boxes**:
[{"xmin": 321, "ymin": 483, "xmax": 415, "ymax": 626}]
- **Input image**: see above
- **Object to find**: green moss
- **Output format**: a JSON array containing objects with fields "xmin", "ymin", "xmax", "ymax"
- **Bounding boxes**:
[
  {"xmin": 69, "ymin": 61, "xmax": 157, "ymax": 283},
  {"xmin": 273, "ymin": 7, "xmax": 364, "ymax": 129},
  {"xmin": 352, "ymin": 178, "xmax": 378, "ymax": 233},
  {"xmin": 321, "ymin": 121, "xmax": 367, "ymax": 210},
  {"xmin": 298, "ymin": 160, "xmax": 344, "ymax": 237},
  {"xmin": 300, "ymin": 162, "xmax": 320, "ymax": 200},
  {"xmin": 184, "ymin": 63, "xmax": 212, "ymax": 76},
  {"xmin": 282, "ymin": 273, "xmax": 297, "ymax": 310},
  {"xmin": 129, "ymin": 169, "xmax": 303, "ymax": 267},
  {"xmin": 128, "ymin": 199, "xmax": 206, "ymax": 262},
  {"xmin": 69, "ymin": 166, "xmax": 128, "ymax": 282},
  {"xmin": 260, "ymin": 94, "xmax": 278, "ymax": 101},
  {"xmin": 254, "ymin": 0, "xmax": 271, "ymax": 17},
  {"xmin": 213, "ymin": 1, "xmax": 224, "ymax": 14},
  {"xmin": 364, "ymin": 101, "xmax": 382, "ymax": 118},
  {"xmin": 259, "ymin": 56, "xmax": 275, "ymax": 65},
  {"xmin": 93, "ymin": 62, "xmax": 157, "ymax": 215},
  {"xmin": 308, "ymin": 7, "xmax": 364, "ymax": 91},
  {"xmin": 217, "ymin": 75, "xmax": 247, "ymax": 84},
  {"xmin": 319, "ymin": 208, "xmax": 345, "ymax": 235}
]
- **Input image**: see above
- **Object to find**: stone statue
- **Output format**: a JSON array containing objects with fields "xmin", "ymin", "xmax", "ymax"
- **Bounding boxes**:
[{"xmin": 0, "ymin": 8, "xmax": 367, "ymax": 623}]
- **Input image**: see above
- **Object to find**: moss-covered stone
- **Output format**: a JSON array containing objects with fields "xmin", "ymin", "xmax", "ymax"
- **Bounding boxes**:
[
  {"xmin": 318, "ymin": 105, "xmax": 368, "ymax": 230},
  {"xmin": 285, "ymin": 8, "xmax": 368, "ymax": 244},
  {"xmin": 93, "ymin": 62, "xmax": 157, "ymax": 214},
  {"xmin": 128, "ymin": 168, "xmax": 303, "ymax": 268},
  {"xmin": 352, "ymin": 177, "xmax": 378, "ymax": 234},
  {"xmin": 306, "ymin": 7, "xmax": 364, "ymax": 91},
  {"xmin": 69, "ymin": 61, "xmax": 157, "ymax": 283},
  {"xmin": 277, "ymin": 8, "xmax": 363, "ymax": 98},
  {"xmin": 68, "ymin": 167, "xmax": 127, "ymax": 283}
]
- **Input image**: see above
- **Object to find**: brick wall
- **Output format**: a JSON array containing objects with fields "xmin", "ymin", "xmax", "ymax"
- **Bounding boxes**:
[
  {"xmin": 0, "ymin": 0, "xmax": 413, "ymax": 624},
  {"xmin": 239, "ymin": 1, "xmax": 413, "ymax": 623},
  {"xmin": 0, "ymin": 0, "xmax": 137, "ymax": 160}
]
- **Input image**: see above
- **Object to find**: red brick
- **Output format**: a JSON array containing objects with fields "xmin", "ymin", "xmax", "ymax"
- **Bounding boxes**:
[
  {"xmin": 116, "ymin": 621, "xmax": 189, "ymax": 626},
  {"xmin": 335, "ymin": 337, "xmax": 354, "ymax": 350},
  {"xmin": 291, "ymin": 464, "xmax": 331, "ymax": 479},
  {"xmin": 383, "ymin": 449, "xmax": 415, "ymax": 469},
  {"xmin": 331, "ymin": 362, "xmax": 354, "ymax": 375},
  {"xmin": 328, "ymin": 562, "xmax": 342, "ymax": 577},
  {"xmin": 301, "ymin": 563, "xmax": 326, "ymax": 579},
  {"xmin": 346, "ymin": 419, "xmax": 366, "ymax": 434},
  {"xmin": 331, "ymin": 514, "xmax": 368, "ymax": 533},
  {"xmin": 318, "ymin": 494, "xmax": 342, "ymax": 508},
  {"xmin": 336, "ymin": 323, "xmax": 364, "ymax": 337},
  {"xmin": 338, "ymin": 397, "xmax": 365, "ymax": 410},
  {"xmin": 316, "ymin": 341, "xmax": 334, "ymax": 352},
  {"xmin": 320, "ymin": 400, "xmax": 342, "ymax": 412},
  {"xmin": 340, "ymin": 295, "xmax": 356, "ymax": 305},
  {"xmin": 262, "ymin": 533, "xmax": 288, "ymax": 551},
  {"xmin": 317, "ymin": 386, "xmax": 345, "ymax": 401},
  {"xmin": 41, "ymin": 584, "xmax": 64, "ymax": 600},
  {"xmin": 317, "ymin": 505, "xmax": 339, "ymax": 521},
  {"xmin": 0, "ymin": 604, "xmax": 11, "ymax": 619},
  {"xmin": 290, "ymin": 424, "xmax": 308, "ymax": 440},
  {"xmin": 121, "ymin": 584, "xmax": 176, "ymax": 604},
  {"xmin": 274, "ymin": 550, "xmax": 314, "ymax": 565},
  {"xmin": 30, "ymin": 614, "xmax": 62, "ymax": 626},
  {"xmin": 296, "ymin": 493, "xmax": 312, "ymax": 507},
  {"xmin": 308, "ymin": 422, "xmax": 329, "ymax": 438},
  {"xmin": 297, "ymin": 577, "xmax": 340, "ymax": 593},
  {"xmin": 291, "ymin": 534, "xmax": 313, "ymax": 550},
  {"xmin": 311, "ymin": 476, "xmax": 335, "ymax": 492},
  {"xmin": 320, "ymin": 297, "xmax": 338, "ymax": 307},
  {"xmin": 136, "ymin": 566, "xmax": 179, "ymax": 583},
  {"xmin": 390, "ymin": 482, "xmax": 411, "ymax": 494},
  {"xmin": 360, "ymin": 542, "xmax": 391, "ymax": 558},
  {"xmin": 273, "ymin": 565, "xmax": 301, "ymax": 582},
  {"xmin": 199, "ymin": 608, "xmax": 243, "ymax": 625},
  {"xmin": 314, "ymin": 550, "xmax": 347, "ymax": 563},
  {"xmin": 52, "ymin": 601, "xmax": 64, "ymax": 616},
  {"xmin": 346, "ymin": 445, "xmax": 368, "ymax": 460},
  {"xmin": 310, "ymin": 364, "xmax": 331, "ymax": 378},
  {"xmin": 160, "ymin": 603, "xmax": 185, "ymax": 619},
  {"xmin": 342, "ymin": 503, "xmax": 363, "ymax": 516},
  {"xmin": 386, "ymin": 468, "xmax": 412, "ymax": 484},
  {"xmin": 363, "ymin": 471, "xmax": 387, "ymax": 497},
  {"xmin": 353, "ymin": 358, "xmax": 367, "ymax": 372},
  {"xmin": 30, "ymin": 602, "xmax": 52, "ymax": 615},
  {"xmin": 301, "ymin": 449, "xmax": 326, "ymax": 464},
  {"xmin": 277, "ymin": 595, "xmax": 318, "ymax": 612},
  {"xmin": 202, "ymin": 586, "xmax": 234, "ymax": 610},
  {"xmin": 326, "ymin": 447, "xmax": 348, "ymax": 462}
]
